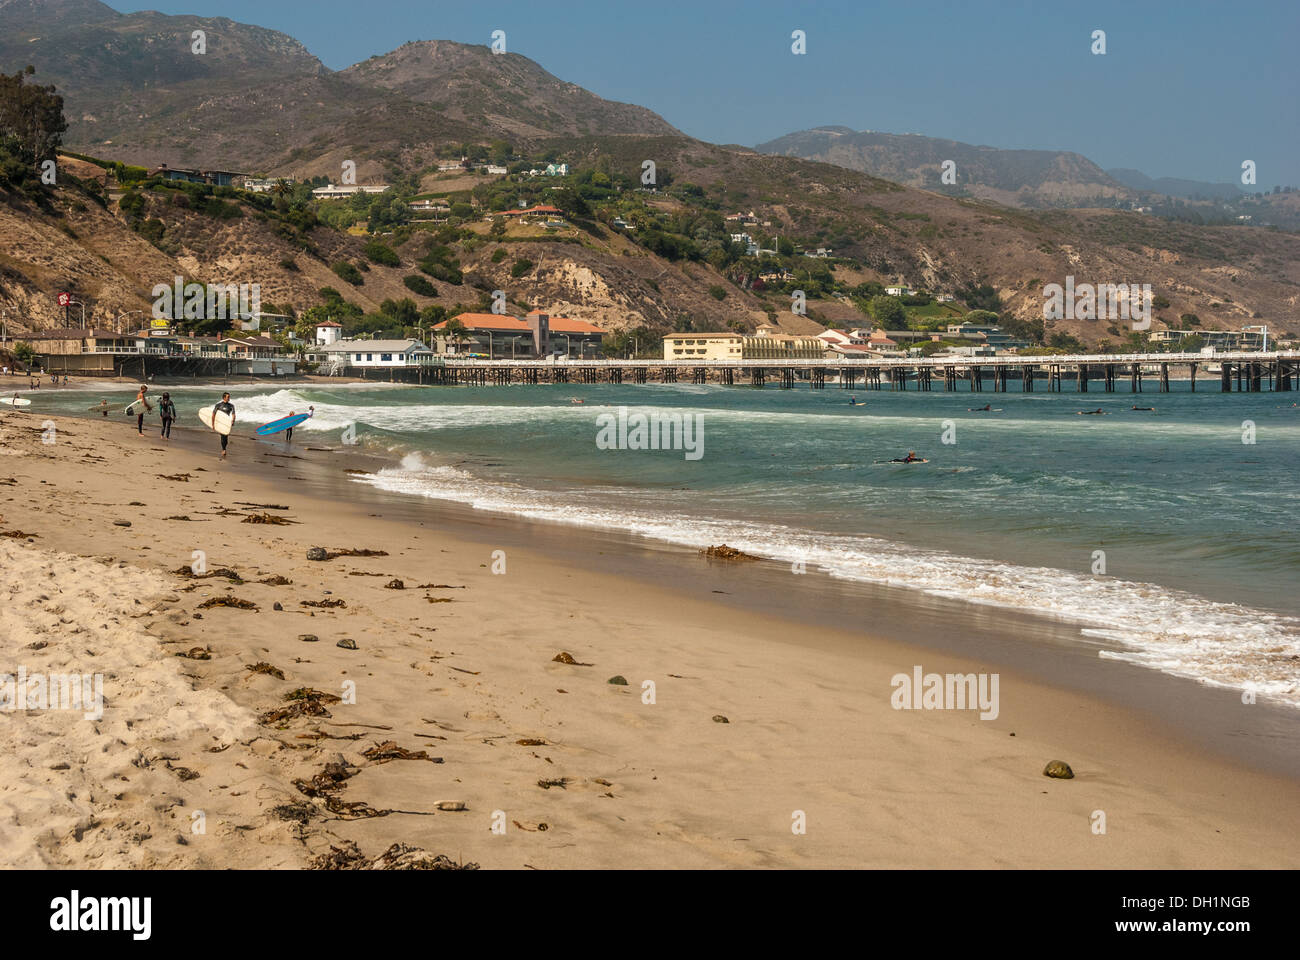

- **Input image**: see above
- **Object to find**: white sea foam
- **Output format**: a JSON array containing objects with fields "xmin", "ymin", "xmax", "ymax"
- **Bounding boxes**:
[{"xmin": 351, "ymin": 459, "xmax": 1300, "ymax": 706}]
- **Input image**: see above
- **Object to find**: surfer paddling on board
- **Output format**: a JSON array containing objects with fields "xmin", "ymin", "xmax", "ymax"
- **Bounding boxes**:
[
  {"xmin": 890, "ymin": 450, "xmax": 925, "ymax": 463},
  {"xmin": 215, "ymin": 392, "xmax": 236, "ymax": 460},
  {"xmin": 1077, "ymin": 408, "xmax": 1107, "ymax": 416},
  {"xmin": 969, "ymin": 403, "xmax": 992, "ymax": 412}
]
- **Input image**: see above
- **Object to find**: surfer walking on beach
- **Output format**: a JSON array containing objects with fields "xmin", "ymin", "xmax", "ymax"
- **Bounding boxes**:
[
  {"xmin": 215, "ymin": 392, "xmax": 235, "ymax": 460},
  {"xmin": 159, "ymin": 392, "xmax": 176, "ymax": 440},
  {"xmin": 133, "ymin": 385, "xmax": 152, "ymax": 435}
]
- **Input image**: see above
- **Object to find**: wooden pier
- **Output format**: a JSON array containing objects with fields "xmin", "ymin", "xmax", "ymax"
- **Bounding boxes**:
[{"xmin": 420, "ymin": 352, "xmax": 1300, "ymax": 393}]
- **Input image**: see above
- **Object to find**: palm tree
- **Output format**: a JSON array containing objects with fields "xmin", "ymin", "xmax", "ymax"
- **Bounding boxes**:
[{"xmin": 442, "ymin": 318, "xmax": 470, "ymax": 354}]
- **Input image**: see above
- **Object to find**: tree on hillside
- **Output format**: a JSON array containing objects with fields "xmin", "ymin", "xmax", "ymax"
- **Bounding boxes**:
[
  {"xmin": 868, "ymin": 295, "xmax": 907, "ymax": 329},
  {"xmin": 0, "ymin": 67, "xmax": 67, "ymax": 165}
]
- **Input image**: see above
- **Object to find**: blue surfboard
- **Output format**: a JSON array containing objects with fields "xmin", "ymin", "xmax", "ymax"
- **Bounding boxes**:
[{"xmin": 256, "ymin": 413, "xmax": 310, "ymax": 436}]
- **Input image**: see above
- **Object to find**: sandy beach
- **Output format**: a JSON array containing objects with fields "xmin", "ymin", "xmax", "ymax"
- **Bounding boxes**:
[{"xmin": 1, "ymin": 407, "xmax": 1298, "ymax": 869}]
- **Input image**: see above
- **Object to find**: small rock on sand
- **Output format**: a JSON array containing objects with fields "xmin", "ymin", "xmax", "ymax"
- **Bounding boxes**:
[
  {"xmin": 336, "ymin": 638, "xmax": 357, "ymax": 650},
  {"xmin": 299, "ymin": 634, "xmax": 318, "ymax": 643},
  {"xmin": 1043, "ymin": 760, "xmax": 1074, "ymax": 779},
  {"xmin": 607, "ymin": 675, "xmax": 628, "ymax": 685},
  {"xmin": 712, "ymin": 715, "xmax": 729, "ymax": 724},
  {"xmin": 306, "ymin": 547, "xmax": 329, "ymax": 561}
]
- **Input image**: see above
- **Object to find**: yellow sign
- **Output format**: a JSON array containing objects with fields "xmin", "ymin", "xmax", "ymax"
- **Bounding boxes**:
[{"xmin": 150, "ymin": 316, "xmax": 171, "ymax": 329}]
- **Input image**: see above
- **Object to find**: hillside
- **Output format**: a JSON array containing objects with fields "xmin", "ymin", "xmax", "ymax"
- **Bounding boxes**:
[
  {"xmin": 2, "ymin": 1, "xmax": 1297, "ymax": 351},
  {"xmin": 756, "ymin": 126, "xmax": 1131, "ymax": 209},
  {"xmin": 0, "ymin": 0, "xmax": 677, "ymax": 177}
]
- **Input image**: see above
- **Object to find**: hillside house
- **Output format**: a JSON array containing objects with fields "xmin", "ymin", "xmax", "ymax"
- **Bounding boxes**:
[
  {"xmin": 148, "ymin": 164, "xmax": 247, "ymax": 187},
  {"xmin": 312, "ymin": 184, "xmax": 389, "ymax": 201}
]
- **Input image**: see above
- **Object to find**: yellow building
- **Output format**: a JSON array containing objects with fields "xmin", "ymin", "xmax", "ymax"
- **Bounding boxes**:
[
  {"xmin": 662, "ymin": 332, "xmax": 744, "ymax": 360},
  {"xmin": 662, "ymin": 331, "xmax": 825, "ymax": 361}
]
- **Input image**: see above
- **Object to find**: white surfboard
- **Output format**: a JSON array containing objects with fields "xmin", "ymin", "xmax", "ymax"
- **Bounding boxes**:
[
  {"xmin": 0, "ymin": 397, "xmax": 31, "ymax": 407},
  {"xmin": 125, "ymin": 398, "xmax": 155, "ymax": 415},
  {"xmin": 197, "ymin": 404, "xmax": 234, "ymax": 436}
]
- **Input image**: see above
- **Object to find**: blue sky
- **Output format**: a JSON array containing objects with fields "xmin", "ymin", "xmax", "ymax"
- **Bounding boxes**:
[{"xmin": 115, "ymin": 0, "xmax": 1299, "ymax": 188}]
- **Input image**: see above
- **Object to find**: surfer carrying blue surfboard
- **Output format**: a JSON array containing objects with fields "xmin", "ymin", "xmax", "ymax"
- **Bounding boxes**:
[
  {"xmin": 285, "ymin": 406, "xmax": 314, "ymax": 443},
  {"xmin": 216, "ymin": 392, "xmax": 236, "ymax": 459}
]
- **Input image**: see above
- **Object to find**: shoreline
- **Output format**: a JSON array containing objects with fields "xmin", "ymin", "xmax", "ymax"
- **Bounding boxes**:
[
  {"xmin": 1, "ymin": 409, "xmax": 1298, "ymax": 867},
  {"xmin": 29, "ymin": 393, "xmax": 1300, "ymax": 768}
]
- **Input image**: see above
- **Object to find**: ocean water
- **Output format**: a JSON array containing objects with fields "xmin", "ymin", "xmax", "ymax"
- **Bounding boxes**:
[{"xmin": 34, "ymin": 378, "xmax": 1300, "ymax": 703}]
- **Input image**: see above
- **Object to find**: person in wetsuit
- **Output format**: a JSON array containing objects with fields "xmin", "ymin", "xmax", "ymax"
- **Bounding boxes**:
[
  {"xmin": 215, "ymin": 392, "xmax": 236, "ymax": 459},
  {"xmin": 159, "ymin": 392, "xmax": 176, "ymax": 439}
]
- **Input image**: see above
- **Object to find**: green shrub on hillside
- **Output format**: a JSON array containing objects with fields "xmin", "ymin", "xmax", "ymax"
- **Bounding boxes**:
[
  {"xmin": 364, "ymin": 240, "xmax": 400, "ymax": 266},
  {"xmin": 331, "ymin": 261, "xmax": 364, "ymax": 286},
  {"xmin": 403, "ymin": 275, "xmax": 437, "ymax": 297}
]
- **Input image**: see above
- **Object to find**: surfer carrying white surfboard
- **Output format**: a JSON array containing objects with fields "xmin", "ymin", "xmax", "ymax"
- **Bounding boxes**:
[
  {"xmin": 215, "ymin": 392, "xmax": 236, "ymax": 459},
  {"xmin": 132, "ymin": 385, "xmax": 153, "ymax": 435}
]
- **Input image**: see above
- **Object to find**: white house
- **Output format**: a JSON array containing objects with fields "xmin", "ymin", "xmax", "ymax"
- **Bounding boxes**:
[
  {"xmin": 316, "ymin": 339, "xmax": 437, "ymax": 367},
  {"xmin": 315, "ymin": 321, "xmax": 343, "ymax": 346},
  {"xmin": 730, "ymin": 232, "xmax": 759, "ymax": 256},
  {"xmin": 885, "ymin": 285, "xmax": 916, "ymax": 297},
  {"xmin": 312, "ymin": 183, "xmax": 389, "ymax": 201},
  {"xmin": 485, "ymin": 164, "xmax": 508, "ymax": 175}
]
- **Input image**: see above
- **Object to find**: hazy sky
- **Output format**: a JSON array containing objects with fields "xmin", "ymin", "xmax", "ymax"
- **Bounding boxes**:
[{"xmin": 115, "ymin": 0, "xmax": 1299, "ymax": 188}]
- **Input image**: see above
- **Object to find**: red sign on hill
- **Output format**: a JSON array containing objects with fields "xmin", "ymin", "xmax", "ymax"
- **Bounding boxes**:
[{"xmin": 57, "ymin": 293, "xmax": 71, "ymax": 307}]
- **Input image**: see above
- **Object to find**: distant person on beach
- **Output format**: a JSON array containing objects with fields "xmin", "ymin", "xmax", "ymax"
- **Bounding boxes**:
[
  {"xmin": 159, "ymin": 392, "xmax": 176, "ymax": 439},
  {"xmin": 285, "ymin": 410, "xmax": 297, "ymax": 444},
  {"xmin": 97, "ymin": 399, "xmax": 108, "ymax": 417},
  {"xmin": 134, "ymin": 385, "xmax": 152, "ymax": 434},
  {"xmin": 215, "ymin": 392, "xmax": 235, "ymax": 460}
]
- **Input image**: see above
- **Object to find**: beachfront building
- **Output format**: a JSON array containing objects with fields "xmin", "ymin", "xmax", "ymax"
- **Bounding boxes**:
[
  {"xmin": 315, "ymin": 321, "xmax": 343, "ymax": 346},
  {"xmin": 314, "ymin": 339, "xmax": 438, "ymax": 368},
  {"xmin": 662, "ymin": 331, "xmax": 824, "ymax": 361},
  {"xmin": 434, "ymin": 313, "xmax": 606, "ymax": 359},
  {"xmin": 220, "ymin": 335, "xmax": 296, "ymax": 375},
  {"xmin": 1150, "ymin": 325, "xmax": 1270, "ymax": 351},
  {"xmin": 663, "ymin": 332, "xmax": 744, "ymax": 360}
]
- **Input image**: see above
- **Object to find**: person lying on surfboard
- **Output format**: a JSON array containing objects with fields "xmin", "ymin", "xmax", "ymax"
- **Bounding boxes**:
[{"xmin": 891, "ymin": 450, "xmax": 924, "ymax": 463}]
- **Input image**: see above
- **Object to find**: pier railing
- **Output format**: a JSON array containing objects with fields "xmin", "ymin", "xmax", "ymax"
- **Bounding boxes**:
[{"xmin": 428, "ymin": 351, "xmax": 1300, "ymax": 393}]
